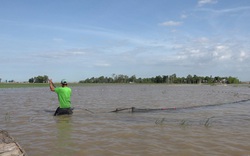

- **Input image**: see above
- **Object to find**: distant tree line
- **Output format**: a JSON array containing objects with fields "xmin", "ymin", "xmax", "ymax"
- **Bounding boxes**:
[
  {"xmin": 79, "ymin": 74, "xmax": 240, "ymax": 84},
  {"xmin": 0, "ymin": 79, "xmax": 18, "ymax": 83},
  {"xmin": 29, "ymin": 75, "xmax": 49, "ymax": 83}
]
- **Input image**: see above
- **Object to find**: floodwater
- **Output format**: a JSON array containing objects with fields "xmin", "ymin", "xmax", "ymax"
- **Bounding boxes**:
[{"xmin": 1, "ymin": 84, "xmax": 250, "ymax": 156}]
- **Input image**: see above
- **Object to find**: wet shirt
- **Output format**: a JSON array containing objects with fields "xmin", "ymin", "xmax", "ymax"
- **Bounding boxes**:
[{"xmin": 54, "ymin": 87, "xmax": 72, "ymax": 108}]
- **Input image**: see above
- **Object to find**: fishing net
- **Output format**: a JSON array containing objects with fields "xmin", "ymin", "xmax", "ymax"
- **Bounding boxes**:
[
  {"xmin": 110, "ymin": 107, "xmax": 177, "ymax": 113},
  {"xmin": 0, "ymin": 130, "xmax": 26, "ymax": 156},
  {"xmin": 110, "ymin": 99, "xmax": 250, "ymax": 113}
]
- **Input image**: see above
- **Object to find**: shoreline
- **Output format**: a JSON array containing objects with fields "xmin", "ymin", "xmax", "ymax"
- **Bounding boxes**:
[{"xmin": 0, "ymin": 82, "xmax": 248, "ymax": 88}]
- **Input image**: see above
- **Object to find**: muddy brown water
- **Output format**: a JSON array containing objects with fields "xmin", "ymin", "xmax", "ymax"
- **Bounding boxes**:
[{"xmin": 1, "ymin": 84, "xmax": 250, "ymax": 156}]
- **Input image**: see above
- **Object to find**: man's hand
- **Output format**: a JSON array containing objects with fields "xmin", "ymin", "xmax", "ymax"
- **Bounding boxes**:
[{"xmin": 49, "ymin": 79, "xmax": 55, "ymax": 91}]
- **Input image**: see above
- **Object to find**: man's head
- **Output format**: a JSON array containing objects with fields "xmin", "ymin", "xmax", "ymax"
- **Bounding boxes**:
[{"xmin": 61, "ymin": 79, "xmax": 67, "ymax": 86}]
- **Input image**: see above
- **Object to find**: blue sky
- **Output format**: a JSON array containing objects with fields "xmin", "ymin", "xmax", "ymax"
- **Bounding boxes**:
[{"xmin": 1, "ymin": 0, "xmax": 250, "ymax": 82}]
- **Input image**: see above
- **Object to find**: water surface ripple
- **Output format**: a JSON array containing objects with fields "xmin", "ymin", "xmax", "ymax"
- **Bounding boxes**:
[{"xmin": 1, "ymin": 84, "xmax": 250, "ymax": 156}]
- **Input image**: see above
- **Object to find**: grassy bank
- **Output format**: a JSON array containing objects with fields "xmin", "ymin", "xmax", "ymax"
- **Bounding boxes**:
[
  {"xmin": 0, "ymin": 82, "xmax": 248, "ymax": 88},
  {"xmin": 0, "ymin": 83, "xmax": 109, "ymax": 88},
  {"xmin": 0, "ymin": 83, "xmax": 49, "ymax": 88}
]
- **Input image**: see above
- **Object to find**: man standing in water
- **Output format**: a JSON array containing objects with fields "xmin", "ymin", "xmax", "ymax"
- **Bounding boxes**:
[{"xmin": 49, "ymin": 79, "xmax": 73, "ymax": 116}]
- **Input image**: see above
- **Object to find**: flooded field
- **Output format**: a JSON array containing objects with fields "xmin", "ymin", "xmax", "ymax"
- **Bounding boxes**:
[{"xmin": 1, "ymin": 84, "xmax": 250, "ymax": 156}]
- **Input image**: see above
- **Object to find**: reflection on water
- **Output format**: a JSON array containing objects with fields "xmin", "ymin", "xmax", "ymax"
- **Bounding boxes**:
[
  {"xmin": 0, "ymin": 84, "xmax": 250, "ymax": 156},
  {"xmin": 52, "ymin": 116, "xmax": 73, "ymax": 156}
]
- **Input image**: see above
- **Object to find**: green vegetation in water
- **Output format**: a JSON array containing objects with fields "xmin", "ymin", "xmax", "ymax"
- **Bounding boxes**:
[
  {"xmin": 155, "ymin": 117, "xmax": 215, "ymax": 127},
  {"xmin": 204, "ymin": 116, "xmax": 214, "ymax": 128},
  {"xmin": 155, "ymin": 118, "xmax": 165, "ymax": 125},
  {"xmin": 180, "ymin": 119, "xmax": 189, "ymax": 126},
  {"xmin": 5, "ymin": 112, "xmax": 11, "ymax": 122}
]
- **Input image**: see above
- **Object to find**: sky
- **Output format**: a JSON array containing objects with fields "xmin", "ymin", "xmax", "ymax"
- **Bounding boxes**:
[{"xmin": 1, "ymin": 0, "xmax": 250, "ymax": 82}]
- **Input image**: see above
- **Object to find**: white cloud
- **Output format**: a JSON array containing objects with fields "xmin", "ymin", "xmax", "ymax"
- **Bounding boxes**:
[
  {"xmin": 198, "ymin": 0, "xmax": 218, "ymax": 7},
  {"xmin": 238, "ymin": 51, "xmax": 249, "ymax": 62},
  {"xmin": 34, "ymin": 49, "xmax": 87, "ymax": 59},
  {"xmin": 180, "ymin": 14, "xmax": 188, "ymax": 19},
  {"xmin": 157, "ymin": 36, "xmax": 250, "ymax": 73},
  {"xmin": 215, "ymin": 45, "xmax": 227, "ymax": 50},
  {"xmin": 160, "ymin": 21, "xmax": 182, "ymax": 26},
  {"xmin": 94, "ymin": 63, "xmax": 111, "ymax": 67},
  {"xmin": 197, "ymin": 6, "xmax": 250, "ymax": 16},
  {"xmin": 53, "ymin": 38, "xmax": 64, "ymax": 42}
]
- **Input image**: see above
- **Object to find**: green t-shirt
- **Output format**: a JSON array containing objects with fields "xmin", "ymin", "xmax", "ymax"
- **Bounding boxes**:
[{"xmin": 54, "ymin": 87, "xmax": 72, "ymax": 108}]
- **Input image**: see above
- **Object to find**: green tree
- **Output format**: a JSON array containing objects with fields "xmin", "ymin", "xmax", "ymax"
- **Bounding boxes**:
[
  {"xmin": 162, "ymin": 75, "xmax": 168, "ymax": 83},
  {"xmin": 78, "ymin": 73, "xmax": 241, "ymax": 84},
  {"xmin": 129, "ymin": 75, "xmax": 137, "ymax": 83},
  {"xmin": 186, "ymin": 74, "xmax": 193, "ymax": 84},
  {"xmin": 30, "ymin": 75, "xmax": 49, "ymax": 83},
  {"xmin": 227, "ymin": 76, "xmax": 239, "ymax": 84},
  {"xmin": 29, "ymin": 77, "xmax": 34, "ymax": 83},
  {"xmin": 155, "ymin": 75, "xmax": 163, "ymax": 83}
]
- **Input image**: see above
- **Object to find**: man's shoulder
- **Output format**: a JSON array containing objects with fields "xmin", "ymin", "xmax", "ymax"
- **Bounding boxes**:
[
  {"xmin": 61, "ymin": 86, "xmax": 71, "ymax": 90},
  {"xmin": 55, "ymin": 87, "xmax": 71, "ymax": 92},
  {"xmin": 55, "ymin": 87, "xmax": 62, "ymax": 90},
  {"xmin": 66, "ymin": 87, "xmax": 71, "ymax": 91}
]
